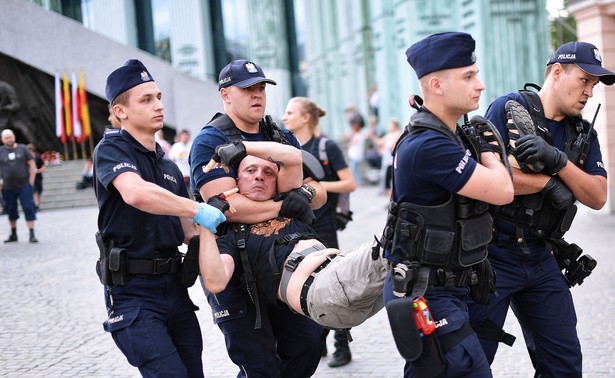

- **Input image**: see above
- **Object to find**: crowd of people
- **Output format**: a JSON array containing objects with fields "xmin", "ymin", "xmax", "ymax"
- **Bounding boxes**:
[{"xmin": 1, "ymin": 29, "xmax": 611, "ymax": 378}]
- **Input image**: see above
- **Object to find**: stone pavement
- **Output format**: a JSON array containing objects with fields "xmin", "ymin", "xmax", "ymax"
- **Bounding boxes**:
[{"xmin": 1, "ymin": 185, "xmax": 614, "ymax": 377}]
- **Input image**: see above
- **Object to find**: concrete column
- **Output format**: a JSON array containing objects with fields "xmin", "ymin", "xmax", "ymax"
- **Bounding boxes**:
[{"xmin": 570, "ymin": 0, "xmax": 615, "ymax": 212}]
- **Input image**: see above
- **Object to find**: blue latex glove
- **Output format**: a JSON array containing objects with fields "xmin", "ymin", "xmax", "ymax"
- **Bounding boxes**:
[{"xmin": 193, "ymin": 203, "xmax": 226, "ymax": 233}]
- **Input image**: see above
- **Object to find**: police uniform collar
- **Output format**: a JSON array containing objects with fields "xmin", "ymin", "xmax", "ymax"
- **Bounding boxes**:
[{"xmin": 118, "ymin": 129, "xmax": 164, "ymax": 158}]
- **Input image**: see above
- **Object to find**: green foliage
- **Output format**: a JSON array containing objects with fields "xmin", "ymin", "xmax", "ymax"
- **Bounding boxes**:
[{"xmin": 550, "ymin": 0, "xmax": 576, "ymax": 50}]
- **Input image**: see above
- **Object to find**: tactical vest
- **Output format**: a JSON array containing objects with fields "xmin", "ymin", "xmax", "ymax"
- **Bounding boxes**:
[
  {"xmin": 492, "ymin": 87, "xmax": 594, "ymax": 241},
  {"xmin": 205, "ymin": 112, "xmax": 291, "ymax": 144},
  {"xmin": 383, "ymin": 110, "xmax": 492, "ymax": 270}
]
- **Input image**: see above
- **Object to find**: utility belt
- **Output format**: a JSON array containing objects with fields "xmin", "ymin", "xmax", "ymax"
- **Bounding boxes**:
[
  {"xmin": 95, "ymin": 232, "xmax": 182, "ymax": 286},
  {"xmin": 392, "ymin": 264, "xmax": 476, "ymax": 296},
  {"xmin": 279, "ymin": 245, "xmax": 337, "ymax": 317}
]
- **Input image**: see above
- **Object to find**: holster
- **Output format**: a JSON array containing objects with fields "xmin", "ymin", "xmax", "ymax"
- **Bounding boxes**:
[
  {"xmin": 95, "ymin": 231, "xmax": 112, "ymax": 285},
  {"xmin": 469, "ymin": 259, "xmax": 497, "ymax": 305},
  {"xmin": 109, "ymin": 247, "xmax": 129, "ymax": 286},
  {"xmin": 386, "ymin": 297, "xmax": 447, "ymax": 377}
]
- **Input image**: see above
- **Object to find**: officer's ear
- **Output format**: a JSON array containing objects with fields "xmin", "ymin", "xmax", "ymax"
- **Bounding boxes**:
[
  {"xmin": 112, "ymin": 104, "xmax": 128, "ymax": 121},
  {"xmin": 220, "ymin": 87, "xmax": 231, "ymax": 104}
]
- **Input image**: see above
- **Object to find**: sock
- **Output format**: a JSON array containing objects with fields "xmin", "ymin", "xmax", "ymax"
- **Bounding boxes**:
[
  {"xmin": 11, "ymin": 228, "xmax": 17, "ymax": 236},
  {"xmin": 29, "ymin": 228, "xmax": 35, "ymax": 237}
]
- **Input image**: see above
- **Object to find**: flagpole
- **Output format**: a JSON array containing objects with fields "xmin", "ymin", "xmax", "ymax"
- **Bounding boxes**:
[
  {"xmin": 54, "ymin": 71, "xmax": 69, "ymax": 161},
  {"xmin": 79, "ymin": 69, "xmax": 94, "ymax": 159},
  {"xmin": 88, "ymin": 136, "xmax": 94, "ymax": 159},
  {"xmin": 81, "ymin": 138, "xmax": 87, "ymax": 160}
]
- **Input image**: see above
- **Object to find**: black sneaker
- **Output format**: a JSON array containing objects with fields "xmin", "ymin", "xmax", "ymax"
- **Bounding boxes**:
[
  {"xmin": 505, "ymin": 100, "xmax": 535, "ymax": 138},
  {"xmin": 327, "ymin": 351, "xmax": 351, "ymax": 368},
  {"xmin": 505, "ymin": 100, "xmax": 542, "ymax": 172},
  {"xmin": 4, "ymin": 234, "xmax": 17, "ymax": 243},
  {"xmin": 29, "ymin": 235, "xmax": 38, "ymax": 243}
]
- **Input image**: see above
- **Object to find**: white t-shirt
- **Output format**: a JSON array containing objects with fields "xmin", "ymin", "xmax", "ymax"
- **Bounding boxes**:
[{"xmin": 168, "ymin": 141, "xmax": 192, "ymax": 178}]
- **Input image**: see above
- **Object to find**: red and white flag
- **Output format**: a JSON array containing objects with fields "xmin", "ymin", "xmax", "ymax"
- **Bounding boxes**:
[
  {"xmin": 78, "ymin": 70, "xmax": 91, "ymax": 141},
  {"xmin": 54, "ymin": 72, "xmax": 66, "ymax": 143},
  {"xmin": 71, "ymin": 71, "xmax": 82, "ymax": 142}
]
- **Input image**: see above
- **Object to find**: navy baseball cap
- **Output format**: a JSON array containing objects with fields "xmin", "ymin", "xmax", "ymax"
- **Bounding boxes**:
[
  {"xmin": 106, "ymin": 59, "xmax": 155, "ymax": 103},
  {"xmin": 406, "ymin": 32, "xmax": 477, "ymax": 79},
  {"xmin": 218, "ymin": 59, "xmax": 277, "ymax": 90},
  {"xmin": 547, "ymin": 41, "xmax": 615, "ymax": 85}
]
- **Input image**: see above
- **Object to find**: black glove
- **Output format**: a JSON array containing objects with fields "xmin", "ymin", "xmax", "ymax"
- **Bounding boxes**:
[
  {"xmin": 207, "ymin": 193, "xmax": 231, "ymax": 213},
  {"xmin": 212, "ymin": 140, "xmax": 247, "ymax": 169},
  {"xmin": 179, "ymin": 235, "xmax": 200, "ymax": 287},
  {"xmin": 515, "ymin": 135, "xmax": 567, "ymax": 175},
  {"xmin": 542, "ymin": 177, "xmax": 574, "ymax": 210},
  {"xmin": 274, "ymin": 188, "xmax": 316, "ymax": 224}
]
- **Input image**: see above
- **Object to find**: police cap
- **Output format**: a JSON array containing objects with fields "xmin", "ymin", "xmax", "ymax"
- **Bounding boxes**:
[
  {"xmin": 218, "ymin": 59, "xmax": 277, "ymax": 90},
  {"xmin": 547, "ymin": 41, "xmax": 615, "ymax": 85},
  {"xmin": 105, "ymin": 59, "xmax": 155, "ymax": 103},
  {"xmin": 406, "ymin": 32, "xmax": 477, "ymax": 79}
]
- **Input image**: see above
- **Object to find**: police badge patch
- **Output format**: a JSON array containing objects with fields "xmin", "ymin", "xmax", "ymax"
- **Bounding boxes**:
[{"xmin": 245, "ymin": 62, "xmax": 258, "ymax": 73}]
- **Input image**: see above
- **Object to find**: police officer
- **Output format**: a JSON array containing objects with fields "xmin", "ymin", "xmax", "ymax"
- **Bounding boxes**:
[
  {"xmin": 468, "ymin": 41, "xmax": 613, "ymax": 377},
  {"xmin": 381, "ymin": 32, "xmax": 513, "ymax": 377},
  {"xmin": 189, "ymin": 60, "xmax": 326, "ymax": 378},
  {"xmin": 93, "ymin": 59, "xmax": 226, "ymax": 377}
]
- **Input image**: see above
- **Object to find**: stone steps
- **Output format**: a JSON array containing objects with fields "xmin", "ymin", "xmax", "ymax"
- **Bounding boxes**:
[{"xmin": 39, "ymin": 159, "xmax": 98, "ymax": 210}]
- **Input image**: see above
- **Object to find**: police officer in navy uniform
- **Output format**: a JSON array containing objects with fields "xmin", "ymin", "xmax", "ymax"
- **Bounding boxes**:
[
  {"xmin": 93, "ymin": 59, "xmax": 227, "ymax": 377},
  {"xmin": 189, "ymin": 60, "xmax": 327, "ymax": 378},
  {"xmin": 380, "ymin": 32, "xmax": 514, "ymax": 377},
  {"xmin": 468, "ymin": 42, "xmax": 613, "ymax": 376}
]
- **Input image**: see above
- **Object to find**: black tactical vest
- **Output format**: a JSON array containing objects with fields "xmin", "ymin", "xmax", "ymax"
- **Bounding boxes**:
[{"xmin": 385, "ymin": 110, "xmax": 492, "ymax": 269}]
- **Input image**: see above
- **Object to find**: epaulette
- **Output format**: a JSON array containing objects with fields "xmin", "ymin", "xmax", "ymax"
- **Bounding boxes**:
[{"xmin": 104, "ymin": 129, "xmax": 121, "ymax": 138}]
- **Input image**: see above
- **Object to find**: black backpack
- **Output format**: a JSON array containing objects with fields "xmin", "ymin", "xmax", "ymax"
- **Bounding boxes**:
[{"xmin": 315, "ymin": 136, "xmax": 353, "ymax": 231}]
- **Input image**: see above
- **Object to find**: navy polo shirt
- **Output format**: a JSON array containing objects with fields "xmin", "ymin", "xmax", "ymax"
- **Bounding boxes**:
[
  {"xmin": 190, "ymin": 121, "xmax": 300, "ymax": 194},
  {"xmin": 393, "ymin": 127, "xmax": 477, "ymax": 207},
  {"xmin": 93, "ymin": 129, "xmax": 188, "ymax": 259}
]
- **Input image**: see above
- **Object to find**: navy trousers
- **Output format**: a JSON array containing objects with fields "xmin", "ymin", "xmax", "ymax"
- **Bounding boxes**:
[
  {"xmin": 104, "ymin": 274, "xmax": 203, "ymax": 378},
  {"xmin": 203, "ymin": 276, "xmax": 323, "ymax": 378},
  {"xmin": 468, "ymin": 242, "xmax": 582, "ymax": 377}
]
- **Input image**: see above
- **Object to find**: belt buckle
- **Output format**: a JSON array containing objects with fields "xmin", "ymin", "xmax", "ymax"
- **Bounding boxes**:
[{"xmin": 285, "ymin": 256, "xmax": 302, "ymax": 272}]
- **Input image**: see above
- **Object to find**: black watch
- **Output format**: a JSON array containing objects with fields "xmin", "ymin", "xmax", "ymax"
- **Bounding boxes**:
[{"xmin": 300, "ymin": 184, "xmax": 316, "ymax": 203}]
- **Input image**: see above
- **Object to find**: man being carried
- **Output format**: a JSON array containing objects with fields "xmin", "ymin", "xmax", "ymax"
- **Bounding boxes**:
[{"xmin": 199, "ymin": 140, "xmax": 388, "ymax": 330}]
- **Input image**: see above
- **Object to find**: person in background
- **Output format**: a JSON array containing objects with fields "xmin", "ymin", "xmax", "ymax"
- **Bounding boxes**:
[
  {"xmin": 0, "ymin": 129, "xmax": 38, "ymax": 243},
  {"xmin": 369, "ymin": 83, "xmax": 380, "ymax": 117},
  {"xmin": 369, "ymin": 118, "xmax": 402, "ymax": 198},
  {"xmin": 283, "ymin": 96, "xmax": 357, "ymax": 367},
  {"xmin": 345, "ymin": 107, "xmax": 366, "ymax": 186},
  {"xmin": 155, "ymin": 129, "xmax": 171, "ymax": 156},
  {"xmin": 27, "ymin": 143, "xmax": 45, "ymax": 210},
  {"xmin": 75, "ymin": 159, "xmax": 94, "ymax": 190},
  {"xmin": 169, "ymin": 129, "xmax": 192, "ymax": 195}
]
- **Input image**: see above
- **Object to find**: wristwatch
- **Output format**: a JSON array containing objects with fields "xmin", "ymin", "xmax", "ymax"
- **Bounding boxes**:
[{"xmin": 300, "ymin": 183, "xmax": 316, "ymax": 203}]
